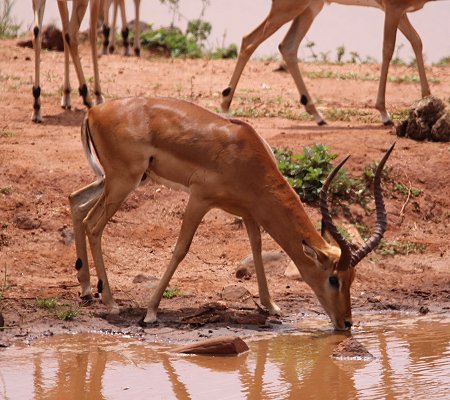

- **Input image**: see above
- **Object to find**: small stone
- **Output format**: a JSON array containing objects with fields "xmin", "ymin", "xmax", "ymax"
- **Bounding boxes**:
[
  {"xmin": 15, "ymin": 214, "xmax": 41, "ymax": 230},
  {"xmin": 173, "ymin": 336, "xmax": 249, "ymax": 355},
  {"xmin": 221, "ymin": 285, "xmax": 252, "ymax": 302},
  {"xmin": 236, "ymin": 251, "xmax": 288, "ymax": 279},
  {"xmin": 284, "ymin": 261, "xmax": 301, "ymax": 280}
]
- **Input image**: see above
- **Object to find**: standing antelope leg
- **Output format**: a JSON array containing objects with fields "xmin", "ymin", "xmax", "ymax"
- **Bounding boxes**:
[
  {"xmin": 278, "ymin": 3, "xmax": 325, "ymax": 124},
  {"xmin": 31, "ymin": 0, "xmax": 46, "ymax": 123},
  {"xmin": 57, "ymin": 0, "xmax": 93, "ymax": 108},
  {"xmin": 244, "ymin": 218, "xmax": 281, "ymax": 315},
  {"xmin": 101, "ymin": 0, "xmax": 112, "ymax": 55},
  {"xmin": 133, "ymin": 0, "xmax": 141, "ymax": 56},
  {"xmin": 83, "ymin": 175, "xmax": 141, "ymax": 313},
  {"xmin": 118, "ymin": 0, "xmax": 130, "ymax": 56},
  {"xmin": 61, "ymin": 28, "xmax": 72, "ymax": 110},
  {"xmin": 375, "ymin": 8, "xmax": 403, "ymax": 125},
  {"xmin": 109, "ymin": 0, "xmax": 119, "ymax": 54},
  {"xmin": 69, "ymin": 180, "xmax": 105, "ymax": 301},
  {"xmin": 221, "ymin": 2, "xmax": 309, "ymax": 113},
  {"xmin": 398, "ymin": 14, "xmax": 430, "ymax": 98},
  {"xmin": 89, "ymin": 0, "xmax": 104, "ymax": 105},
  {"xmin": 144, "ymin": 197, "xmax": 210, "ymax": 323}
]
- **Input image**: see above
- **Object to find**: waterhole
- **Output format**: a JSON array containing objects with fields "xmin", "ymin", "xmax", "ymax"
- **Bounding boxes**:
[{"xmin": 1, "ymin": 314, "xmax": 449, "ymax": 399}]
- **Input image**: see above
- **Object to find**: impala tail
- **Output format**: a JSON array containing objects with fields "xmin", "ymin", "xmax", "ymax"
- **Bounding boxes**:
[{"xmin": 81, "ymin": 116, "xmax": 104, "ymax": 181}]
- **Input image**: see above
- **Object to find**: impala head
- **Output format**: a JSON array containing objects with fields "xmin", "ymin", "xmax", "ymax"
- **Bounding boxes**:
[{"xmin": 303, "ymin": 144, "xmax": 395, "ymax": 330}]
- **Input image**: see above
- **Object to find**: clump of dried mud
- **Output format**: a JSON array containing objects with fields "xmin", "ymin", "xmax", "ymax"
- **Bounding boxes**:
[
  {"xmin": 332, "ymin": 337, "xmax": 374, "ymax": 360},
  {"xmin": 396, "ymin": 96, "xmax": 450, "ymax": 142}
]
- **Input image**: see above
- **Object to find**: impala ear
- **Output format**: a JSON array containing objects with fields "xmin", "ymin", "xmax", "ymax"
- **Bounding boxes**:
[
  {"xmin": 321, "ymin": 223, "xmax": 339, "ymax": 247},
  {"xmin": 302, "ymin": 241, "xmax": 328, "ymax": 268}
]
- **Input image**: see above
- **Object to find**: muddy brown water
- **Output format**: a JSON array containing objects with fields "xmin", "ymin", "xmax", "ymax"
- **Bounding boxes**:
[{"xmin": 1, "ymin": 314, "xmax": 449, "ymax": 399}]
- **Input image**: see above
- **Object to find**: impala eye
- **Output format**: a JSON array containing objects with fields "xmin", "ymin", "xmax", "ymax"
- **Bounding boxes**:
[{"xmin": 329, "ymin": 276, "xmax": 339, "ymax": 288}]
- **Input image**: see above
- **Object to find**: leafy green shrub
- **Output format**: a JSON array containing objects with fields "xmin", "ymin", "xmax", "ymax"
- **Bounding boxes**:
[
  {"xmin": 273, "ymin": 144, "xmax": 387, "ymax": 208},
  {"xmin": 208, "ymin": 43, "xmax": 238, "ymax": 59},
  {"xmin": 141, "ymin": 26, "xmax": 203, "ymax": 58},
  {"xmin": 274, "ymin": 144, "xmax": 336, "ymax": 203},
  {"xmin": 0, "ymin": 0, "xmax": 20, "ymax": 38},
  {"xmin": 376, "ymin": 240, "xmax": 426, "ymax": 256},
  {"xmin": 163, "ymin": 287, "xmax": 182, "ymax": 299}
]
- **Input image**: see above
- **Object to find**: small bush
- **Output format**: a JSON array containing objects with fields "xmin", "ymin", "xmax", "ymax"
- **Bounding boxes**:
[
  {"xmin": 35, "ymin": 297, "xmax": 58, "ymax": 310},
  {"xmin": 0, "ymin": 0, "xmax": 20, "ymax": 39},
  {"xmin": 141, "ymin": 26, "xmax": 203, "ymax": 58},
  {"xmin": 163, "ymin": 287, "xmax": 182, "ymax": 299}
]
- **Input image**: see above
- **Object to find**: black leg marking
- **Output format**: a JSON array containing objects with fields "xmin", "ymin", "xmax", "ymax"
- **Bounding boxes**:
[
  {"xmin": 97, "ymin": 279, "xmax": 103, "ymax": 294},
  {"xmin": 79, "ymin": 84, "xmax": 92, "ymax": 108},
  {"xmin": 78, "ymin": 84, "xmax": 88, "ymax": 98},
  {"xmin": 75, "ymin": 258, "xmax": 83, "ymax": 271},
  {"xmin": 32, "ymin": 86, "xmax": 41, "ymax": 111},
  {"xmin": 134, "ymin": 47, "xmax": 141, "ymax": 57},
  {"xmin": 64, "ymin": 33, "xmax": 71, "ymax": 46},
  {"xmin": 222, "ymin": 87, "xmax": 232, "ymax": 97},
  {"xmin": 33, "ymin": 26, "xmax": 40, "ymax": 38},
  {"xmin": 300, "ymin": 95, "xmax": 308, "ymax": 106},
  {"xmin": 32, "ymin": 86, "xmax": 41, "ymax": 99},
  {"xmin": 102, "ymin": 25, "xmax": 110, "ymax": 48},
  {"xmin": 122, "ymin": 27, "xmax": 130, "ymax": 47}
]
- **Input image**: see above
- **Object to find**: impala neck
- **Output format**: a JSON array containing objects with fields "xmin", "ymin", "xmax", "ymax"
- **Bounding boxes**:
[{"xmin": 253, "ymin": 179, "xmax": 337, "ymax": 269}]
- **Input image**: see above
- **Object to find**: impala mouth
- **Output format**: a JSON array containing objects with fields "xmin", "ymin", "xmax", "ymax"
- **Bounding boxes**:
[{"xmin": 332, "ymin": 319, "xmax": 353, "ymax": 331}]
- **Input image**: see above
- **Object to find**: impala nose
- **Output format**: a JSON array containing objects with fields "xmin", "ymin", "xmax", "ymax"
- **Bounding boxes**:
[{"xmin": 345, "ymin": 320, "xmax": 353, "ymax": 329}]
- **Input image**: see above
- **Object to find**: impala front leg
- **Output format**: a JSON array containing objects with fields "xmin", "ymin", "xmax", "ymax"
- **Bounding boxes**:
[
  {"xmin": 244, "ymin": 218, "xmax": 281, "ymax": 315},
  {"xmin": 61, "ymin": 26, "xmax": 72, "ymax": 110},
  {"xmin": 133, "ymin": 0, "xmax": 141, "ymax": 56},
  {"xmin": 57, "ymin": 0, "xmax": 93, "ymax": 108},
  {"xmin": 31, "ymin": 0, "xmax": 45, "ymax": 123},
  {"xmin": 89, "ymin": 0, "xmax": 104, "ymax": 105},
  {"xmin": 144, "ymin": 197, "xmax": 209, "ymax": 323}
]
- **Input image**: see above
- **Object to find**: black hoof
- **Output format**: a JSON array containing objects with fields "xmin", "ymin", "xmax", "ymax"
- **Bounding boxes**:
[
  {"xmin": 383, "ymin": 120, "xmax": 394, "ymax": 126},
  {"xmin": 317, "ymin": 120, "xmax": 327, "ymax": 126}
]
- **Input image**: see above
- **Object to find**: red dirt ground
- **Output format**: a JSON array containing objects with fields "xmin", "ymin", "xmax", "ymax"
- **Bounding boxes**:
[{"xmin": 0, "ymin": 39, "xmax": 449, "ymax": 345}]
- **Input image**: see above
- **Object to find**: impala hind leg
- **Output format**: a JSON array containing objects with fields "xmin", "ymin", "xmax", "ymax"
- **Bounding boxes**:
[
  {"xmin": 375, "ymin": 8, "xmax": 402, "ymax": 125},
  {"xmin": 244, "ymin": 218, "xmax": 281, "ymax": 316},
  {"xmin": 83, "ymin": 177, "xmax": 139, "ymax": 314},
  {"xmin": 144, "ymin": 197, "xmax": 209, "ymax": 323},
  {"xmin": 398, "ymin": 14, "xmax": 430, "ymax": 98},
  {"xmin": 69, "ymin": 180, "xmax": 105, "ymax": 302}
]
